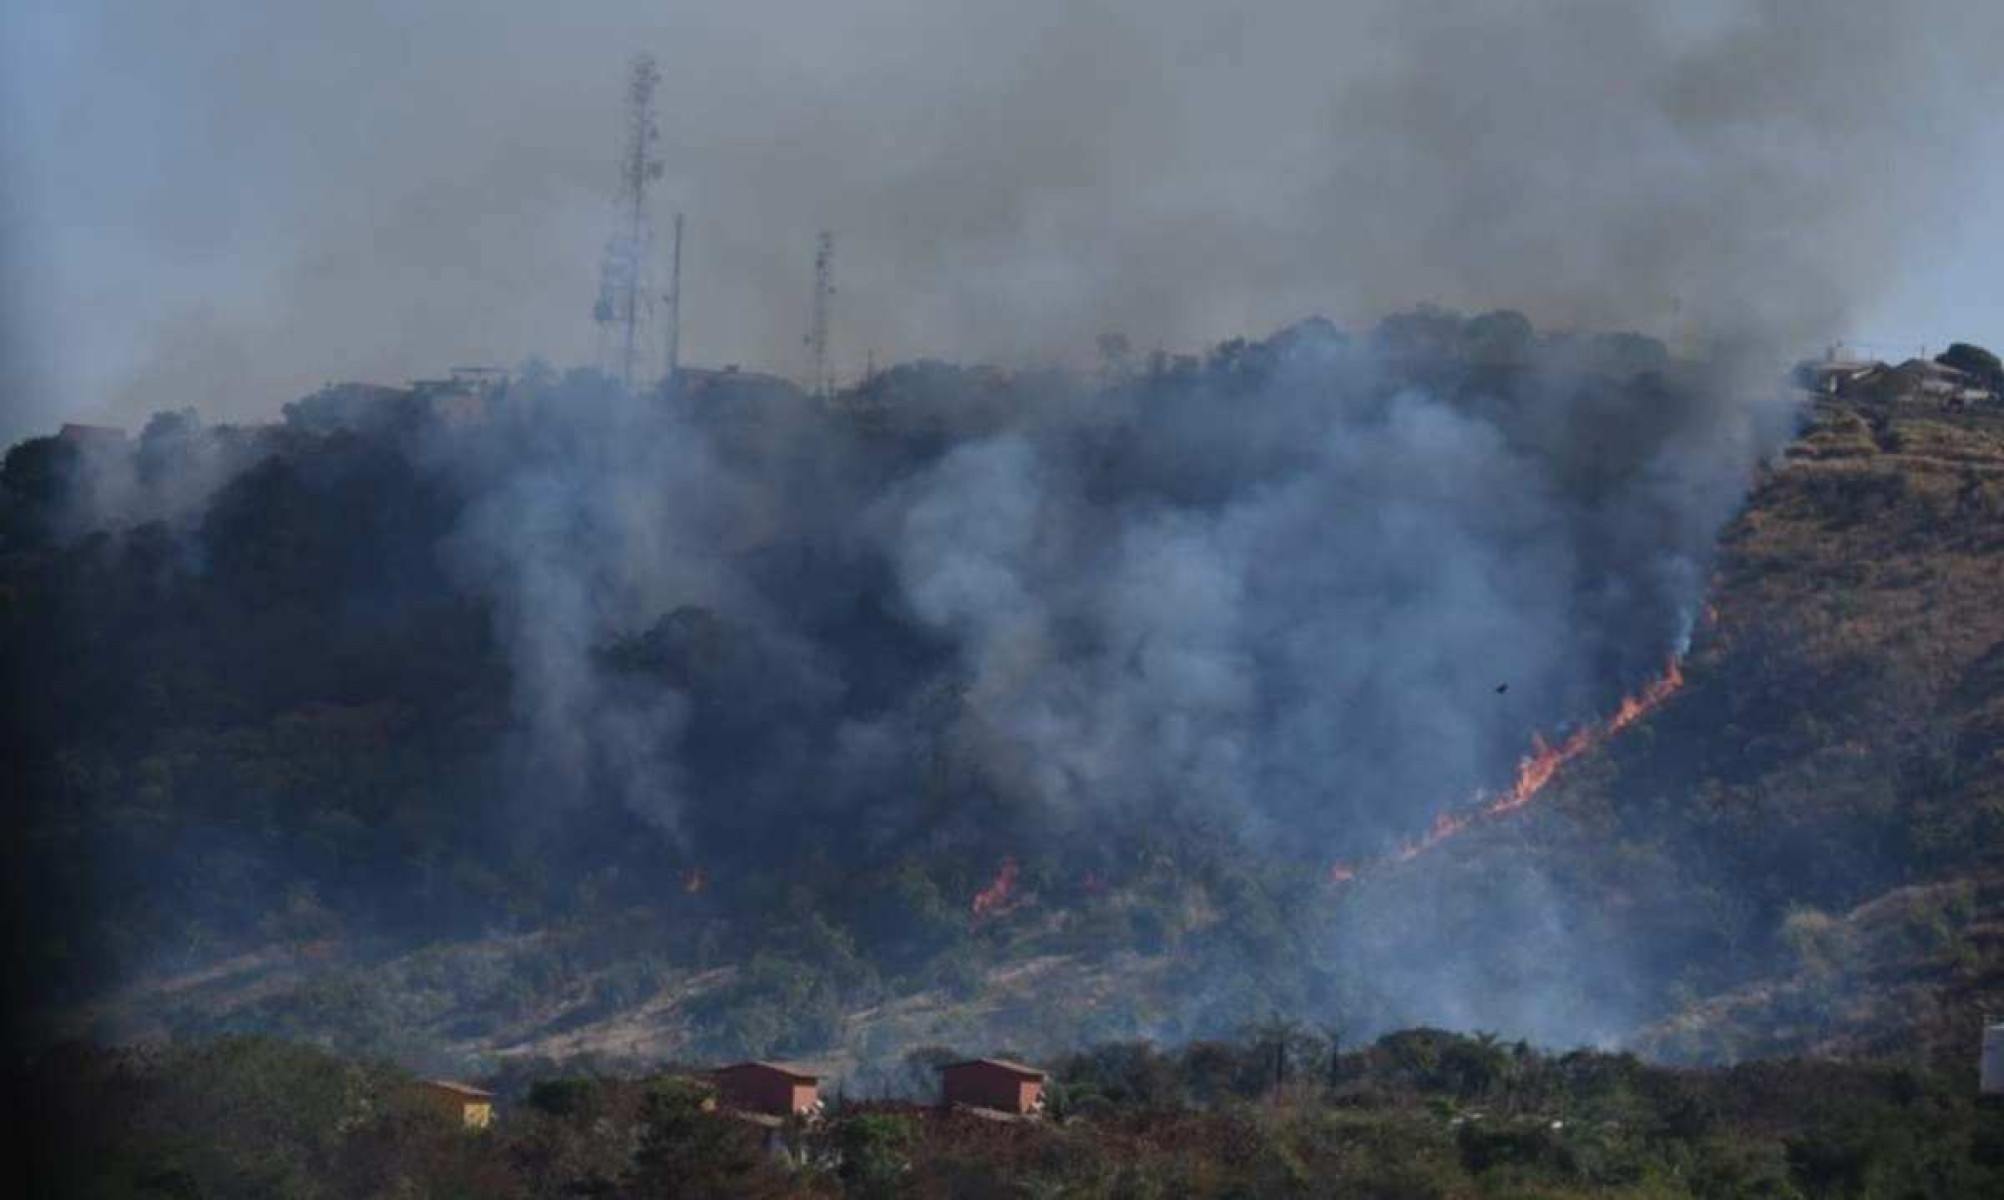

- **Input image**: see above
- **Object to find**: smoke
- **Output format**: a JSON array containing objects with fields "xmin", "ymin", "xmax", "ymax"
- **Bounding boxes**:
[
  {"xmin": 330, "ymin": 313, "xmax": 1777, "ymax": 1051},
  {"xmin": 6, "ymin": 1, "xmax": 2003, "ymax": 441},
  {"xmin": 416, "ymin": 313, "xmax": 1770, "ymax": 907},
  {"xmin": 7, "ymin": 0, "xmax": 2001, "ymax": 1050},
  {"xmin": 0, "ymin": 312, "xmax": 1815, "ymax": 1049}
]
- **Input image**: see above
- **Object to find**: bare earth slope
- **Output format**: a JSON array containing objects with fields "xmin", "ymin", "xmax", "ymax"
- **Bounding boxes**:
[{"xmin": 1624, "ymin": 396, "xmax": 2004, "ymax": 1062}]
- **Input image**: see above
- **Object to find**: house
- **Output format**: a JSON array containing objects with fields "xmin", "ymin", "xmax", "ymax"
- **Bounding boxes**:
[
  {"xmin": 1889, "ymin": 358, "xmax": 1992, "ymax": 406},
  {"xmin": 710, "ymin": 1061, "xmax": 821, "ymax": 1118},
  {"xmin": 1798, "ymin": 358, "xmax": 1883, "ymax": 396},
  {"xmin": 1797, "ymin": 354, "xmax": 1999, "ymax": 409},
  {"xmin": 416, "ymin": 1079, "xmax": 495, "ymax": 1129},
  {"xmin": 938, "ymin": 1058, "xmax": 1047, "ymax": 1116}
]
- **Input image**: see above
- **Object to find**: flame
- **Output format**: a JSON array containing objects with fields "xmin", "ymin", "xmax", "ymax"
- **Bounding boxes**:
[
  {"xmin": 681, "ymin": 866, "xmax": 708, "ymax": 894},
  {"xmin": 1491, "ymin": 726, "xmax": 1594, "ymax": 817},
  {"xmin": 972, "ymin": 856, "xmax": 1020, "ymax": 918},
  {"xmin": 1605, "ymin": 656, "xmax": 1684, "ymax": 737},
  {"xmin": 1391, "ymin": 808, "xmax": 1472, "ymax": 862},
  {"xmin": 1351, "ymin": 655, "xmax": 1686, "ymax": 880}
]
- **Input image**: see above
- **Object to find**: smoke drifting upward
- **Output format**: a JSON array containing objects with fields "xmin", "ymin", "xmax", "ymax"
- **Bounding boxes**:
[
  {"xmin": 438, "ymin": 319, "xmax": 1785, "ymax": 884},
  {"xmin": 392, "ymin": 313, "xmax": 1784, "ymax": 1045},
  {"xmin": 7, "ymin": 0, "xmax": 2003, "ymax": 1054},
  {"xmin": 5, "ymin": 1, "xmax": 2003, "ymax": 440}
]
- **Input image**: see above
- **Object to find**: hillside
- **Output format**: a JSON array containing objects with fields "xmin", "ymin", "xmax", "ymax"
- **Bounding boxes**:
[
  {"xmin": 1630, "ymin": 396, "xmax": 2004, "ymax": 1060},
  {"xmin": 7, "ymin": 317, "xmax": 2004, "ymax": 1079},
  {"xmin": 1371, "ymin": 392, "xmax": 2004, "ymax": 1066},
  {"xmin": 1299, "ymin": 392, "xmax": 2004, "ymax": 1068}
]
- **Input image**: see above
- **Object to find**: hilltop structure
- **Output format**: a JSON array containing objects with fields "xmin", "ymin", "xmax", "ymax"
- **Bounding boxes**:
[
  {"xmin": 938, "ymin": 1058, "xmax": 1047, "ymax": 1116},
  {"xmin": 1799, "ymin": 343, "xmax": 2002, "ymax": 409},
  {"xmin": 415, "ymin": 1079, "xmax": 494, "ymax": 1129},
  {"xmin": 710, "ymin": 1061, "xmax": 822, "ymax": 1119}
]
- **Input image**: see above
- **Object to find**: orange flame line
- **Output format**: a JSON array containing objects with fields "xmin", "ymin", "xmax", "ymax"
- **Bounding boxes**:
[
  {"xmin": 1346, "ymin": 655, "xmax": 1685, "ymax": 882},
  {"xmin": 972, "ymin": 856, "xmax": 1020, "ymax": 918}
]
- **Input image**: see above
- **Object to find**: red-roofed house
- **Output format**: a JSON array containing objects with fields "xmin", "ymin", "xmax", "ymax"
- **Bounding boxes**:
[
  {"xmin": 710, "ymin": 1061, "xmax": 821, "ymax": 1117},
  {"xmin": 938, "ymin": 1058, "xmax": 1047, "ymax": 1115}
]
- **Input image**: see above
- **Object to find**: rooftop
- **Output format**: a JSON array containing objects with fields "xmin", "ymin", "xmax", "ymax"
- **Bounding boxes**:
[
  {"xmin": 711, "ymin": 1061, "xmax": 820, "ymax": 1082},
  {"xmin": 939, "ymin": 1058, "xmax": 1047, "ymax": 1080}
]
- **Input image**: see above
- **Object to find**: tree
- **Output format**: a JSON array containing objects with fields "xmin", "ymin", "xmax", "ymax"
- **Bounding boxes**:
[
  {"xmin": 833, "ymin": 1113, "xmax": 915, "ymax": 1198},
  {"xmin": 1463, "ymin": 309, "xmax": 1534, "ymax": 365},
  {"xmin": 626, "ymin": 1077, "xmax": 777, "ymax": 1198},
  {"xmin": 1937, "ymin": 342, "xmax": 2004, "ymax": 391},
  {"xmin": 1246, "ymin": 1012, "xmax": 1305, "ymax": 1094},
  {"xmin": 0, "ymin": 436, "xmax": 78, "ymax": 548}
]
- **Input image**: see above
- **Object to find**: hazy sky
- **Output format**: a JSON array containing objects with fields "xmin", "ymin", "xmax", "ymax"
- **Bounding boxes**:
[{"xmin": 4, "ymin": 0, "xmax": 2002, "ymax": 440}]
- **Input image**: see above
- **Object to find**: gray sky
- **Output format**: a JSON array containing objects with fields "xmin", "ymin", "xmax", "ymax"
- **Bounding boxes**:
[{"xmin": 4, "ymin": 0, "xmax": 2002, "ymax": 440}]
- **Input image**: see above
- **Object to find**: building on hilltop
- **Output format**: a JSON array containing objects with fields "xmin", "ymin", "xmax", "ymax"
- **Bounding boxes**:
[
  {"xmin": 415, "ymin": 1079, "xmax": 495, "ymax": 1129},
  {"xmin": 1889, "ymin": 358, "xmax": 1993, "ymax": 407},
  {"xmin": 1799, "ymin": 358, "xmax": 1883, "ymax": 396},
  {"xmin": 710, "ymin": 1061, "xmax": 822, "ymax": 1119},
  {"xmin": 938, "ymin": 1058, "xmax": 1047, "ymax": 1116},
  {"xmin": 1796, "ymin": 351, "xmax": 1999, "ymax": 410}
]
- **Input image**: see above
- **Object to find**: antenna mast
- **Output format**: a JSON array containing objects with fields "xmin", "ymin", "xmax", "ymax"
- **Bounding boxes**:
[
  {"xmin": 593, "ymin": 54, "xmax": 663, "ymax": 391},
  {"xmin": 807, "ymin": 231, "xmax": 835, "ymax": 398},
  {"xmin": 663, "ymin": 212, "xmax": 684, "ymax": 384}
]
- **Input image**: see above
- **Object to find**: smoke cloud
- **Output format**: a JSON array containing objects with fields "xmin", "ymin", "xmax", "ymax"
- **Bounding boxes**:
[
  {"xmin": 345, "ymin": 314, "xmax": 1783, "ymax": 1048},
  {"xmin": 5, "ymin": 1, "xmax": 2003, "ymax": 441},
  {"xmin": 344, "ymin": 318, "xmax": 1752, "ymax": 973},
  {"xmin": 7, "ymin": 0, "xmax": 2002, "ymax": 1052}
]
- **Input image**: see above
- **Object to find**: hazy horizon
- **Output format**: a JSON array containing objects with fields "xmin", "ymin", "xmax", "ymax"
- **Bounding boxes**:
[{"xmin": 5, "ymin": 0, "xmax": 2004, "ymax": 442}]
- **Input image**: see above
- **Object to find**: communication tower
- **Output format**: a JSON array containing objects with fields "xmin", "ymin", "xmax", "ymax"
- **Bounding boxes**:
[
  {"xmin": 593, "ymin": 54, "xmax": 664, "ymax": 391},
  {"xmin": 663, "ymin": 212, "xmax": 684, "ymax": 384},
  {"xmin": 806, "ymin": 231, "xmax": 835, "ymax": 398}
]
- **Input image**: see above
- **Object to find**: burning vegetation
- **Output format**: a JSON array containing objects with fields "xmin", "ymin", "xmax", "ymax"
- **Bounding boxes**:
[
  {"xmin": 1319, "ymin": 656, "xmax": 1688, "ymax": 881},
  {"xmin": 2, "ymin": 308, "xmax": 1799, "ymax": 1062},
  {"xmin": 1417, "ymin": 658, "xmax": 1683, "ymax": 854},
  {"xmin": 970, "ymin": 858, "xmax": 1021, "ymax": 920}
]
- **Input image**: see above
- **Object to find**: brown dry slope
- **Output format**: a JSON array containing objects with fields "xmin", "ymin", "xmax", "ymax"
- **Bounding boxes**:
[
  {"xmin": 1322, "ymin": 391, "xmax": 2004, "ymax": 1064},
  {"xmin": 1622, "ymin": 394, "xmax": 2004, "ymax": 1062}
]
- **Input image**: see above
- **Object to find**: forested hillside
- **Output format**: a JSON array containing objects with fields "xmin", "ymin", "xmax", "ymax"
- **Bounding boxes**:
[{"xmin": 6, "ymin": 313, "xmax": 2001, "ymax": 1078}]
